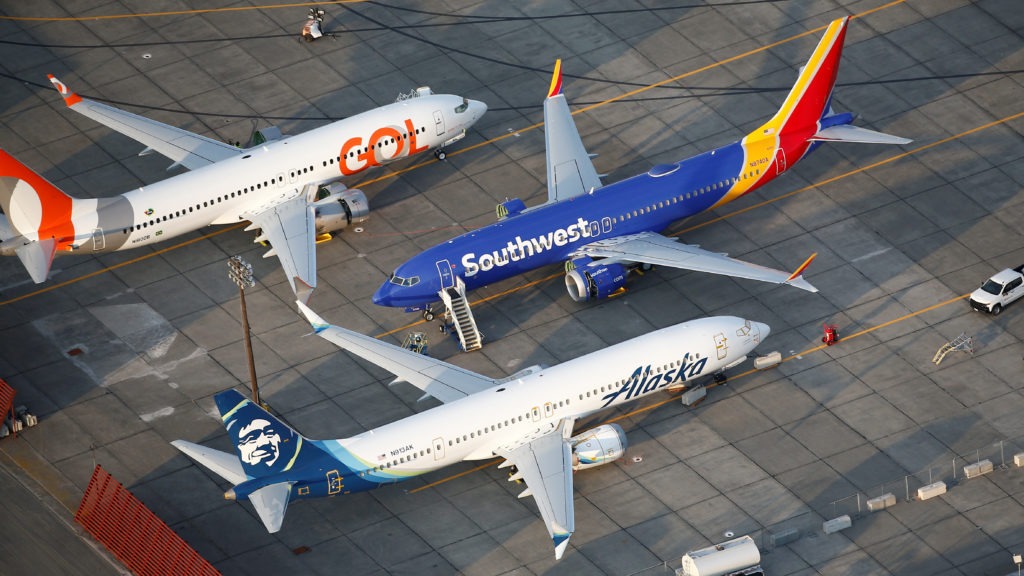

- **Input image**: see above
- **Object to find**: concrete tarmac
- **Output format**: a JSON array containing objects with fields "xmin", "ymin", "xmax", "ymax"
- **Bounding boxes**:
[{"xmin": 1, "ymin": 1, "xmax": 1024, "ymax": 575}]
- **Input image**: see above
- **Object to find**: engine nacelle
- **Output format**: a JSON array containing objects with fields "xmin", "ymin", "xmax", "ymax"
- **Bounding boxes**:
[
  {"xmin": 571, "ymin": 424, "xmax": 627, "ymax": 471},
  {"xmin": 312, "ymin": 184, "xmax": 370, "ymax": 234},
  {"xmin": 565, "ymin": 260, "xmax": 627, "ymax": 302}
]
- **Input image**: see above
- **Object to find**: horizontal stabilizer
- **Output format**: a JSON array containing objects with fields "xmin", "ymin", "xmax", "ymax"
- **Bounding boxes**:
[
  {"xmin": 15, "ymin": 238, "xmax": 57, "ymax": 283},
  {"xmin": 171, "ymin": 440, "xmax": 247, "ymax": 485},
  {"xmin": 810, "ymin": 124, "xmax": 911, "ymax": 145},
  {"xmin": 249, "ymin": 482, "xmax": 292, "ymax": 533}
]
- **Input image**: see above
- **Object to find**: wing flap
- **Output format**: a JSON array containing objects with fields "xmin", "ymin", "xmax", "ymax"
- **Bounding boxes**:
[
  {"xmin": 544, "ymin": 60, "xmax": 601, "ymax": 204},
  {"xmin": 244, "ymin": 187, "xmax": 317, "ymax": 302},
  {"xmin": 577, "ymin": 232, "xmax": 818, "ymax": 292},
  {"xmin": 496, "ymin": 418, "xmax": 575, "ymax": 559},
  {"xmin": 297, "ymin": 302, "xmax": 495, "ymax": 403}
]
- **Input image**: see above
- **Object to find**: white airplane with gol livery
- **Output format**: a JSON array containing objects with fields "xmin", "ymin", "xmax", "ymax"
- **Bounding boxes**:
[
  {"xmin": 172, "ymin": 301, "xmax": 769, "ymax": 560},
  {"xmin": 0, "ymin": 78, "xmax": 486, "ymax": 300}
]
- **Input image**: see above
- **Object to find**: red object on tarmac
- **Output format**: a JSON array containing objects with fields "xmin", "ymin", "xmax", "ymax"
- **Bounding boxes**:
[{"xmin": 822, "ymin": 323, "xmax": 840, "ymax": 346}]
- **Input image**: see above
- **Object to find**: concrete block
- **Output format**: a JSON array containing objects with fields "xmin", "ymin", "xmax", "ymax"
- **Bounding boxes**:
[
  {"xmin": 867, "ymin": 493, "xmax": 896, "ymax": 512},
  {"xmin": 681, "ymin": 385, "xmax": 707, "ymax": 407},
  {"xmin": 1014, "ymin": 453, "xmax": 1024, "ymax": 467},
  {"xmin": 753, "ymin": 351, "xmax": 782, "ymax": 370},
  {"xmin": 823, "ymin": 515, "xmax": 852, "ymax": 534},
  {"xmin": 963, "ymin": 459, "xmax": 994, "ymax": 479},
  {"xmin": 917, "ymin": 481, "xmax": 947, "ymax": 501},
  {"xmin": 769, "ymin": 527, "xmax": 800, "ymax": 547}
]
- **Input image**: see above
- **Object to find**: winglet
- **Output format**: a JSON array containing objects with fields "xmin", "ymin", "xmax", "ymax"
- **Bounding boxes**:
[
  {"xmin": 547, "ymin": 59, "xmax": 563, "ymax": 99},
  {"xmin": 553, "ymin": 530, "xmax": 571, "ymax": 559},
  {"xmin": 296, "ymin": 300, "xmax": 330, "ymax": 334},
  {"xmin": 47, "ymin": 74, "xmax": 82, "ymax": 107},
  {"xmin": 783, "ymin": 252, "xmax": 818, "ymax": 292},
  {"xmin": 786, "ymin": 252, "xmax": 817, "ymax": 282}
]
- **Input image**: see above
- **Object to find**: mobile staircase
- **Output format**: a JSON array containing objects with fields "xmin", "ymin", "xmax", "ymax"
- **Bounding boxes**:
[{"xmin": 440, "ymin": 276, "xmax": 483, "ymax": 352}]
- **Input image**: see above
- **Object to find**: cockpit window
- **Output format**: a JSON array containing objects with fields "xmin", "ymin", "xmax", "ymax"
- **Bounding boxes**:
[
  {"xmin": 454, "ymin": 98, "xmax": 469, "ymax": 114},
  {"xmin": 389, "ymin": 273, "xmax": 420, "ymax": 287}
]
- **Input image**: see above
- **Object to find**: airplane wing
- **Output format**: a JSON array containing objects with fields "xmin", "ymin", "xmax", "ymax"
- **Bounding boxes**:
[
  {"xmin": 242, "ymin": 186, "xmax": 317, "ymax": 303},
  {"xmin": 48, "ymin": 75, "xmax": 240, "ymax": 170},
  {"xmin": 297, "ymin": 301, "xmax": 496, "ymax": 403},
  {"xmin": 544, "ymin": 60, "xmax": 603, "ymax": 204},
  {"xmin": 575, "ymin": 231, "xmax": 819, "ymax": 292},
  {"xmin": 495, "ymin": 418, "xmax": 575, "ymax": 560}
]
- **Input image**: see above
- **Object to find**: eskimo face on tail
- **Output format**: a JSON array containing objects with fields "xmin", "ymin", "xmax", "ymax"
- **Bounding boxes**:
[
  {"xmin": 237, "ymin": 418, "xmax": 284, "ymax": 468},
  {"xmin": 218, "ymin": 392, "xmax": 301, "ymax": 476}
]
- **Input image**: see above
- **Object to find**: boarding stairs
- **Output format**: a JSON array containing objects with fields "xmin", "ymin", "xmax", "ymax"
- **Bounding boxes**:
[
  {"xmin": 932, "ymin": 332, "xmax": 974, "ymax": 365},
  {"xmin": 440, "ymin": 276, "xmax": 483, "ymax": 352}
]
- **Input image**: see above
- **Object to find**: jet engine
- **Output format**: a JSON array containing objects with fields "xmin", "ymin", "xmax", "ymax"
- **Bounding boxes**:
[
  {"xmin": 313, "ymin": 183, "xmax": 370, "ymax": 235},
  {"xmin": 565, "ymin": 259, "xmax": 627, "ymax": 302},
  {"xmin": 571, "ymin": 424, "xmax": 627, "ymax": 471}
]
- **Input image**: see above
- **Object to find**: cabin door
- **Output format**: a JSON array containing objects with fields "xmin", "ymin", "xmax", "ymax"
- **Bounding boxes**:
[
  {"xmin": 775, "ymin": 148, "xmax": 787, "ymax": 174},
  {"xmin": 91, "ymin": 228, "xmax": 105, "ymax": 251},
  {"xmin": 436, "ymin": 259, "xmax": 455, "ymax": 290},
  {"xmin": 433, "ymin": 437, "xmax": 445, "ymax": 461},
  {"xmin": 433, "ymin": 110, "xmax": 445, "ymax": 136}
]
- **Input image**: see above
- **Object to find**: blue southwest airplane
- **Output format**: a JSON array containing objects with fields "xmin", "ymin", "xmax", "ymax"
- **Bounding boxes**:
[{"xmin": 373, "ymin": 18, "xmax": 909, "ymax": 321}]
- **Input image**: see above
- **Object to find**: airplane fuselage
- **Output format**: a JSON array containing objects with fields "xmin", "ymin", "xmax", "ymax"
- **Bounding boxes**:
[
  {"xmin": 8, "ymin": 94, "xmax": 483, "ymax": 257},
  {"xmin": 269, "ymin": 316, "xmax": 766, "ymax": 501},
  {"xmin": 375, "ymin": 129, "xmax": 820, "ymax": 309}
]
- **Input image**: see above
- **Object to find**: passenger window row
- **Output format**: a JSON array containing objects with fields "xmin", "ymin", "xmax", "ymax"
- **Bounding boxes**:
[{"xmin": 614, "ymin": 168, "xmax": 761, "ymax": 223}]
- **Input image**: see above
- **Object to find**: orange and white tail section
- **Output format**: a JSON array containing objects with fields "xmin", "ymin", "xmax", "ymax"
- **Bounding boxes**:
[{"xmin": 0, "ymin": 150, "xmax": 78, "ymax": 282}]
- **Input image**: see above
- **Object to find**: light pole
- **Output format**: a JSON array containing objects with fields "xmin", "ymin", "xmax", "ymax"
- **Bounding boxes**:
[{"xmin": 228, "ymin": 256, "xmax": 259, "ymax": 405}]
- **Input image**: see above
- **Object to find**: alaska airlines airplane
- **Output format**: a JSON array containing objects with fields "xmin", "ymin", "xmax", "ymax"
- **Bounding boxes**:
[
  {"xmin": 0, "ymin": 78, "xmax": 485, "ymax": 300},
  {"xmin": 373, "ymin": 18, "xmax": 908, "ymax": 318},
  {"xmin": 173, "ymin": 301, "xmax": 769, "ymax": 559}
]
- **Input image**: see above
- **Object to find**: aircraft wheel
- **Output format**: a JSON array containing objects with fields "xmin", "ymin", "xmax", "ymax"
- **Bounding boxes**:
[
  {"xmin": 435, "ymin": 149, "xmax": 447, "ymax": 161},
  {"xmin": 423, "ymin": 310, "xmax": 435, "ymax": 321}
]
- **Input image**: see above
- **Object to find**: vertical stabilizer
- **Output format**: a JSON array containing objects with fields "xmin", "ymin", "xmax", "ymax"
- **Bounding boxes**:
[
  {"xmin": 214, "ymin": 389, "xmax": 318, "ymax": 479},
  {"xmin": 757, "ymin": 17, "xmax": 850, "ymax": 137},
  {"xmin": 0, "ymin": 149, "xmax": 79, "ymax": 282}
]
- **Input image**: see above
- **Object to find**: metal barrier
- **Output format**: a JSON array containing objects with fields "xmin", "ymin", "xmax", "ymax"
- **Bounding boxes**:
[
  {"xmin": 0, "ymin": 377, "xmax": 15, "ymax": 439},
  {"xmin": 75, "ymin": 465, "xmax": 220, "ymax": 576}
]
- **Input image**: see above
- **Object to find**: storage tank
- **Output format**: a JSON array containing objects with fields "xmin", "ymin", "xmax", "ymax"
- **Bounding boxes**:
[{"xmin": 679, "ymin": 535, "xmax": 760, "ymax": 576}]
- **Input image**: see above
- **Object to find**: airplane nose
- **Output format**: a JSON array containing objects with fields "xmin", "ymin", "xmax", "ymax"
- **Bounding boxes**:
[
  {"xmin": 752, "ymin": 321, "xmax": 771, "ymax": 340},
  {"xmin": 469, "ymin": 99, "xmax": 487, "ymax": 121},
  {"xmin": 372, "ymin": 283, "xmax": 390, "ymax": 306}
]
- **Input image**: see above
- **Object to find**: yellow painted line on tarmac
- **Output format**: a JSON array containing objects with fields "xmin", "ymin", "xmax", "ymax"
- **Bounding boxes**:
[
  {"xmin": 0, "ymin": 1, "xmax": 366, "ymax": 21},
  {"xmin": 0, "ymin": 224, "xmax": 245, "ymax": 308},
  {"xmin": 413, "ymin": 291, "xmax": 973, "ymax": 492}
]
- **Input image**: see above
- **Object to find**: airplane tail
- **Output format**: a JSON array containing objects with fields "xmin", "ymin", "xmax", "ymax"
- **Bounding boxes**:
[
  {"xmin": 0, "ymin": 149, "xmax": 81, "ymax": 283},
  {"xmin": 754, "ymin": 17, "xmax": 910, "ymax": 147},
  {"xmin": 172, "ymin": 389, "xmax": 328, "ymax": 533}
]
